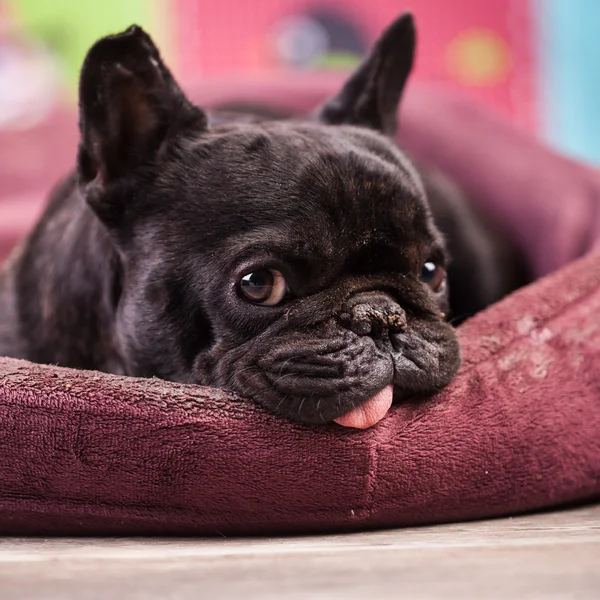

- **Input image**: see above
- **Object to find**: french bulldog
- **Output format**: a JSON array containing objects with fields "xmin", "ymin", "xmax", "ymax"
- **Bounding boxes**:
[{"xmin": 0, "ymin": 15, "xmax": 527, "ymax": 428}]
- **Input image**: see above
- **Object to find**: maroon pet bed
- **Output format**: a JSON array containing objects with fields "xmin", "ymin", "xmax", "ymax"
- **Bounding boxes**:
[{"xmin": 0, "ymin": 81, "xmax": 599, "ymax": 535}]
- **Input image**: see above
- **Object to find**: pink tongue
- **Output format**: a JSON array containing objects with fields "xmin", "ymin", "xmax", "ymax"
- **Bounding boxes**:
[{"xmin": 334, "ymin": 384, "xmax": 394, "ymax": 429}]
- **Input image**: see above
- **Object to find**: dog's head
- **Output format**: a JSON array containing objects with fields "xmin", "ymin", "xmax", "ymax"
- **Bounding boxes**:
[{"xmin": 77, "ymin": 15, "xmax": 460, "ymax": 427}]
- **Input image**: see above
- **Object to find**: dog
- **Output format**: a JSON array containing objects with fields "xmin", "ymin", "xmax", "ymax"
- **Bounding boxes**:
[{"xmin": 0, "ymin": 15, "xmax": 527, "ymax": 428}]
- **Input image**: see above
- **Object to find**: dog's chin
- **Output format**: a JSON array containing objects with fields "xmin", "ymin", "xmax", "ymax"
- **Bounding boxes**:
[
  {"xmin": 250, "ymin": 369, "xmax": 396, "ymax": 426},
  {"xmin": 196, "ymin": 319, "xmax": 460, "ymax": 427}
]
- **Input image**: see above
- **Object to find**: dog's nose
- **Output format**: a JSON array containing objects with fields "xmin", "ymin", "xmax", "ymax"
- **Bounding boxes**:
[{"xmin": 339, "ymin": 292, "xmax": 407, "ymax": 338}]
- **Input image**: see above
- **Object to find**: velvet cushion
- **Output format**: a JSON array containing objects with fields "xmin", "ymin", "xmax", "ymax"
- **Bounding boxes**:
[{"xmin": 1, "ymin": 82, "xmax": 599, "ymax": 535}]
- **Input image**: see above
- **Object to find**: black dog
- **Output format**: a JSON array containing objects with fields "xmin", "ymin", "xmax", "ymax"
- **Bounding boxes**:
[{"xmin": 0, "ymin": 15, "xmax": 526, "ymax": 428}]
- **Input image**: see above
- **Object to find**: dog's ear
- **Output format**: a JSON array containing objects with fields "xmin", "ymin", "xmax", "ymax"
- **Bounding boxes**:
[
  {"xmin": 316, "ymin": 13, "xmax": 415, "ymax": 136},
  {"xmin": 77, "ymin": 25, "xmax": 206, "ymax": 187}
]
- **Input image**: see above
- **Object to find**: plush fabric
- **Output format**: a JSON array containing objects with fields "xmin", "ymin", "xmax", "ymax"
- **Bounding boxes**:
[
  {"xmin": 1, "ymin": 247, "xmax": 599, "ymax": 536},
  {"xmin": 1, "ymin": 81, "xmax": 599, "ymax": 535}
]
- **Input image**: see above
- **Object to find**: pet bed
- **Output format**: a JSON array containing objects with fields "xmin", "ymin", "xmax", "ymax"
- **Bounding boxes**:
[{"xmin": 0, "ymin": 80, "xmax": 599, "ymax": 535}]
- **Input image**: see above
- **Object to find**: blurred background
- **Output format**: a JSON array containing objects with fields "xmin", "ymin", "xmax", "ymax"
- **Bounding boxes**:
[{"xmin": 1, "ymin": 0, "xmax": 600, "ymax": 258}]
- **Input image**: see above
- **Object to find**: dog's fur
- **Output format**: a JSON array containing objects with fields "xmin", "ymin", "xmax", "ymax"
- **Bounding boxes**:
[{"xmin": 0, "ymin": 15, "xmax": 527, "ymax": 424}]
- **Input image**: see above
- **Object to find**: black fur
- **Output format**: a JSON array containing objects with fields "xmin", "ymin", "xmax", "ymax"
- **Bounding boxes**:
[{"xmin": 0, "ymin": 15, "xmax": 526, "ymax": 424}]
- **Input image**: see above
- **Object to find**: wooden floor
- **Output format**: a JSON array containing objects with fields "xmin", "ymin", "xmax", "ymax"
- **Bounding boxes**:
[{"xmin": 1, "ymin": 504, "xmax": 599, "ymax": 599}]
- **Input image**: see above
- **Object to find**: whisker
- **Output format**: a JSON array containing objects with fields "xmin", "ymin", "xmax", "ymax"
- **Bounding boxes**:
[
  {"xmin": 277, "ymin": 355, "xmax": 297, "ymax": 377},
  {"xmin": 270, "ymin": 372, "xmax": 299, "ymax": 387},
  {"xmin": 449, "ymin": 312, "xmax": 473, "ymax": 326},
  {"xmin": 226, "ymin": 364, "xmax": 261, "ymax": 392},
  {"xmin": 274, "ymin": 394, "xmax": 290, "ymax": 412}
]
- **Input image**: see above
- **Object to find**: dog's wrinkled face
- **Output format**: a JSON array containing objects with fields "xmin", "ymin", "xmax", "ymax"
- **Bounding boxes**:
[{"xmin": 77, "ymin": 15, "xmax": 460, "ymax": 426}]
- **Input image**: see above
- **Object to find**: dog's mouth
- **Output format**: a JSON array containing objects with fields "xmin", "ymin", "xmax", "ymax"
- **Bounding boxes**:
[
  {"xmin": 206, "ymin": 315, "xmax": 461, "ymax": 429},
  {"xmin": 333, "ymin": 384, "xmax": 394, "ymax": 429}
]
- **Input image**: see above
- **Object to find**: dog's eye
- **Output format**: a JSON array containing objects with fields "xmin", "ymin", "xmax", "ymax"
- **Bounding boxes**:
[
  {"xmin": 239, "ymin": 269, "xmax": 288, "ymax": 305},
  {"xmin": 421, "ymin": 261, "xmax": 446, "ymax": 293}
]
